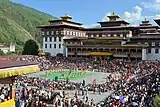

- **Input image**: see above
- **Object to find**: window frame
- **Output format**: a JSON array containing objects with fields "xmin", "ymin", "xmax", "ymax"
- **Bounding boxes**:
[
  {"xmin": 42, "ymin": 31, "xmax": 45, "ymax": 35},
  {"xmin": 47, "ymin": 31, "xmax": 49, "ymax": 35},
  {"xmin": 49, "ymin": 37, "xmax": 52, "ymax": 42},
  {"xmin": 148, "ymin": 49, "xmax": 151, "ymax": 53},
  {"xmin": 54, "ymin": 44, "xmax": 56, "ymax": 49},
  {"xmin": 45, "ymin": 44, "xmax": 47, "ymax": 48},
  {"xmin": 59, "ymin": 44, "xmax": 61, "ymax": 48},
  {"xmin": 54, "ymin": 37, "xmax": 56, "ymax": 42},
  {"xmin": 155, "ymin": 48, "xmax": 159, "ymax": 54},
  {"xmin": 59, "ymin": 37, "xmax": 61, "ymax": 42},
  {"xmin": 51, "ymin": 31, "xmax": 54, "ymax": 35},
  {"xmin": 45, "ymin": 37, "xmax": 48, "ymax": 42}
]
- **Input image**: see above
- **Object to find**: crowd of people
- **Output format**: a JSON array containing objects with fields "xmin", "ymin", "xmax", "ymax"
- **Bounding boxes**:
[
  {"xmin": 0, "ymin": 84, "xmax": 11, "ymax": 103},
  {"xmin": 99, "ymin": 61, "xmax": 160, "ymax": 107},
  {"xmin": 1, "ymin": 55, "xmax": 160, "ymax": 107},
  {"xmin": 14, "ymin": 75, "xmax": 98, "ymax": 107}
]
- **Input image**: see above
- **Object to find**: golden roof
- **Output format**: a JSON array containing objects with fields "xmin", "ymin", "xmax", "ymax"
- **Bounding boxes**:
[
  {"xmin": 61, "ymin": 13, "xmax": 72, "ymax": 20},
  {"xmin": 108, "ymin": 11, "xmax": 120, "ymax": 18},
  {"xmin": 112, "ymin": 11, "xmax": 115, "ymax": 15},
  {"xmin": 65, "ymin": 13, "xmax": 72, "ymax": 18}
]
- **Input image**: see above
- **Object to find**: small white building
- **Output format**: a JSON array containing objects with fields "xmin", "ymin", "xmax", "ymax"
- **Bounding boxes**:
[{"xmin": 0, "ymin": 43, "xmax": 15, "ymax": 53}]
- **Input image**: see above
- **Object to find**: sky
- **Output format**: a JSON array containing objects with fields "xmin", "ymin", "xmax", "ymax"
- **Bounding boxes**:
[{"xmin": 11, "ymin": 0, "xmax": 160, "ymax": 27}]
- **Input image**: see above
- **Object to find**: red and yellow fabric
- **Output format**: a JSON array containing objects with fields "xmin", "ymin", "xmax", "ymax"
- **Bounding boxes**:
[
  {"xmin": 0, "ymin": 98, "xmax": 15, "ymax": 107},
  {"xmin": 0, "ymin": 65, "xmax": 39, "ymax": 79}
]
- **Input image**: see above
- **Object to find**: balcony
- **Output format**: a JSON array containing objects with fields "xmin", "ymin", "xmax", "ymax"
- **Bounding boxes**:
[{"xmin": 114, "ymin": 52, "xmax": 142, "ymax": 58}]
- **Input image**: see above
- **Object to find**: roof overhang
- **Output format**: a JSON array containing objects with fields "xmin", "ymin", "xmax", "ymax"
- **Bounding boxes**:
[
  {"xmin": 37, "ymin": 24, "xmax": 84, "ymax": 30},
  {"xmin": 121, "ymin": 44, "xmax": 149, "ymax": 48},
  {"xmin": 48, "ymin": 20, "xmax": 82, "ymax": 25},
  {"xmin": 154, "ymin": 19, "xmax": 160, "ymax": 26},
  {"xmin": 97, "ymin": 20, "xmax": 129, "ymax": 24}
]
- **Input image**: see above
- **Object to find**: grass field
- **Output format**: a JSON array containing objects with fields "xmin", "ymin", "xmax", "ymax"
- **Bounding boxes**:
[{"xmin": 42, "ymin": 69, "xmax": 91, "ymax": 80}]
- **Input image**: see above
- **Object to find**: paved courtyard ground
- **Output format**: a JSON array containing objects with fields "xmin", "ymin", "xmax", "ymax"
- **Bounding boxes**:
[
  {"xmin": 27, "ymin": 71, "xmax": 111, "ymax": 85},
  {"xmin": 27, "ymin": 71, "xmax": 113, "ymax": 105}
]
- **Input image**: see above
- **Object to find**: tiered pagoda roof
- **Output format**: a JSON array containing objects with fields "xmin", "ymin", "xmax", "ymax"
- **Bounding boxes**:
[
  {"xmin": 98, "ymin": 12, "xmax": 129, "ymax": 27},
  {"xmin": 38, "ymin": 14, "xmax": 82, "ymax": 28},
  {"xmin": 140, "ymin": 18, "xmax": 152, "ymax": 26}
]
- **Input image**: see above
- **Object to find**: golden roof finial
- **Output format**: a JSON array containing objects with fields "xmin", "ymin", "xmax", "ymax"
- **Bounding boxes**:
[
  {"xmin": 145, "ymin": 17, "xmax": 147, "ymax": 21},
  {"xmin": 112, "ymin": 11, "xmax": 115, "ymax": 15},
  {"xmin": 65, "ymin": 13, "xmax": 69, "ymax": 16},
  {"xmin": 64, "ymin": 13, "xmax": 72, "ymax": 18},
  {"xmin": 61, "ymin": 13, "xmax": 72, "ymax": 21}
]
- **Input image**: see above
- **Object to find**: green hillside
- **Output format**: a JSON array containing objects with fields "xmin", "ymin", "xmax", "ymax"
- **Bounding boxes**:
[{"xmin": 0, "ymin": 0, "xmax": 58, "ymax": 49}]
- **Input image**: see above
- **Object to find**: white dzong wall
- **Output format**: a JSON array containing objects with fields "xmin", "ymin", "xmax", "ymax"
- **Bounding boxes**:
[{"xmin": 43, "ymin": 37, "xmax": 64, "ymax": 56}]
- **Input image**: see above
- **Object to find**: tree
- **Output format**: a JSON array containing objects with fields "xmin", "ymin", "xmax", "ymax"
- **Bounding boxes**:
[
  {"xmin": 152, "ymin": 95, "xmax": 160, "ymax": 107},
  {"xmin": 0, "ymin": 49, "xmax": 5, "ymax": 56},
  {"xmin": 22, "ymin": 39, "xmax": 39, "ymax": 55}
]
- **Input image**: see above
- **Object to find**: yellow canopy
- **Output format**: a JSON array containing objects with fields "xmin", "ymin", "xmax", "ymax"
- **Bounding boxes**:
[
  {"xmin": 0, "ymin": 65, "xmax": 39, "ymax": 79},
  {"xmin": 0, "ymin": 98, "xmax": 15, "ymax": 107},
  {"xmin": 88, "ymin": 52, "xmax": 113, "ymax": 56}
]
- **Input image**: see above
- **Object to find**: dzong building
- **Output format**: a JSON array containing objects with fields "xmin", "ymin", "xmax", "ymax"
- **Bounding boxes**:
[{"xmin": 38, "ymin": 12, "xmax": 160, "ymax": 60}]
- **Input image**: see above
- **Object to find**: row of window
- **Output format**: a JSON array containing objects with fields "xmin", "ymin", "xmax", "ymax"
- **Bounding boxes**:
[
  {"xmin": 42, "ymin": 30, "xmax": 86, "ymax": 37},
  {"xmin": 148, "ymin": 49, "xmax": 159, "ymax": 54},
  {"xmin": 144, "ymin": 42, "xmax": 160, "ymax": 46},
  {"xmin": 45, "ymin": 44, "xmax": 61, "ymax": 49},
  {"xmin": 42, "ymin": 31, "xmax": 60, "ymax": 35},
  {"xmin": 42, "ymin": 31, "xmax": 132, "ymax": 38},
  {"xmin": 44, "ymin": 37, "xmax": 61, "ymax": 42},
  {"xmin": 65, "ymin": 42, "xmax": 80, "ymax": 45},
  {"xmin": 87, "ymin": 33, "xmax": 129, "ymax": 38}
]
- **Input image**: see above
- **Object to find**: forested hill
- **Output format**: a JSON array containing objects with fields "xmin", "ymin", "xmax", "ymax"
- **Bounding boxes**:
[{"xmin": 0, "ymin": 0, "xmax": 58, "ymax": 49}]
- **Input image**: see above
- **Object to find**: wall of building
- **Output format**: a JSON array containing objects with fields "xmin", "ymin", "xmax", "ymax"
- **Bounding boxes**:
[
  {"xmin": 9, "ymin": 44, "xmax": 15, "ymax": 52},
  {"xmin": 146, "ymin": 48, "xmax": 160, "ymax": 60},
  {"xmin": 142, "ymin": 49, "xmax": 147, "ymax": 60},
  {"xmin": 0, "ymin": 47, "xmax": 10, "ymax": 53},
  {"xmin": 43, "ymin": 36, "xmax": 64, "ymax": 56},
  {"xmin": 0, "ymin": 44, "xmax": 15, "ymax": 54}
]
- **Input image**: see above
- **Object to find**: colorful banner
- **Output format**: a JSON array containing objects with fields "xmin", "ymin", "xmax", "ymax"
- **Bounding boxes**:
[{"xmin": 0, "ymin": 98, "xmax": 15, "ymax": 107}]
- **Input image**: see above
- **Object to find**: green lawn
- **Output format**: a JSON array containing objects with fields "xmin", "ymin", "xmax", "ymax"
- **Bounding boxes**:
[{"xmin": 42, "ymin": 69, "xmax": 90, "ymax": 80}]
